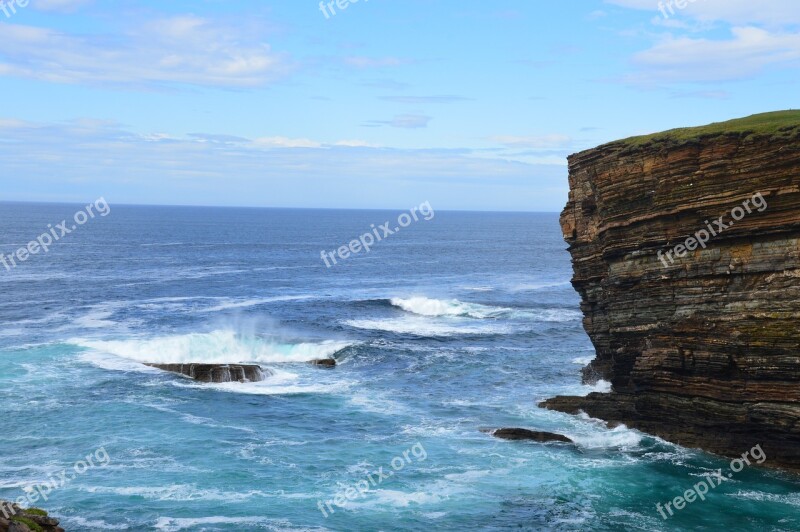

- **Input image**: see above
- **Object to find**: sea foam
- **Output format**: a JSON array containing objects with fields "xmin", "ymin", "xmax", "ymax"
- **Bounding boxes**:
[{"xmin": 72, "ymin": 330, "xmax": 351, "ymax": 365}]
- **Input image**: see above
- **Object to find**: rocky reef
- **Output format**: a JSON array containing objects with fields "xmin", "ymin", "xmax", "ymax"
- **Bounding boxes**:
[
  {"xmin": 489, "ymin": 428, "xmax": 573, "ymax": 444},
  {"xmin": 309, "ymin": 358, "xmax": 336, "ymax": 367},
  {"xmin": 0, "ymin": 502, "xmax": 64, "ymax": 531},
  {"xmin": 145, "ymin": 363, "xmax": 269, "ymax": 383},
  {"xmin": 541, "ymin": 111, "xmax": 800, "ymax": 470}
]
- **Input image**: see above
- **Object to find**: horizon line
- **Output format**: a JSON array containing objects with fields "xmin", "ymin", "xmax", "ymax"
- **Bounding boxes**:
[{"xmin": 0, "ymin": 200, "xmax": 562, "ymax": 214}]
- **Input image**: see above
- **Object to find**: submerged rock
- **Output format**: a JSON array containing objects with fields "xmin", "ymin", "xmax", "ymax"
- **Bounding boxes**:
[
  {"xmin": 309, "ymin": 358, "xmax": 336, "ymax": 367},
  {"xmin": 544, "ymin": 110, "xmax": 800, "ymax": 470},
  {"xmin": 145, "ymin": 363, "xmax": 269, "ymax": 383},
  {"xmin": 490, "ymin": 428, "xmax": 574, "ymax": 443}
]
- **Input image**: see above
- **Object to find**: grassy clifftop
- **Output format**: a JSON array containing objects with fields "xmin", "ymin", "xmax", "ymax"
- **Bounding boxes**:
[{"xmin": 613, "ymin": 110, "xmax": 800, "ymax": 148}]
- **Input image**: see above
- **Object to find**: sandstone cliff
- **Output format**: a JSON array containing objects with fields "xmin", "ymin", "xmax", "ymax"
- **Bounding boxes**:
[{"xmin": 542, "ymin": 111, "xmax": 800, "ymax": 470}]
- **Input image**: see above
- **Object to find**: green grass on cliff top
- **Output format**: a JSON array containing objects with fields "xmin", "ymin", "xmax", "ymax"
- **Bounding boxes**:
[{"xmin": 615, "ymin": 110, "xmax": 800, "ymax": 148}]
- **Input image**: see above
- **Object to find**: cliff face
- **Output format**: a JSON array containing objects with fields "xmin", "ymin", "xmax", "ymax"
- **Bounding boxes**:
[{"xmin": 542, "ymin": 111, "xmax": 800, "ymax": 470}]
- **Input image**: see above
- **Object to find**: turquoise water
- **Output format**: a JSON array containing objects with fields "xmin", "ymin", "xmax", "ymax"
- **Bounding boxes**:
[{"xmin": 1, "ymin": 204, "xmax": 798, "ymax": 531}]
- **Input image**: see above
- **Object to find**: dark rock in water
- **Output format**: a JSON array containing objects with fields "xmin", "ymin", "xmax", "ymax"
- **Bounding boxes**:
[
  {"xmin": 145, "ymin": 363, "xmax": 269, "ymax": 383},
  {"xmin": 0, "ymin": 501, "xmax": 64, "ymax": 532},
  {"xmin": 491, "ymin": 428, "xmax": 574, "ymax": 443},
  {"xmin": 309, "ymin": 358, "xmax": 336, "ymax": 367}
]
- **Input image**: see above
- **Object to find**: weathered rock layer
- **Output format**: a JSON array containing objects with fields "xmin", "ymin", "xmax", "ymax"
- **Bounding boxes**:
[{"xmin": 541, "ymin": 111, "xmax": 800, "ymax": 470}]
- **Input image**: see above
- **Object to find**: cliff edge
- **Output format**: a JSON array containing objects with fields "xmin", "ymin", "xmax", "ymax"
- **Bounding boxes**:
[{"xmin": 541, "ymin": 111, "xmax": 800, "ymax": 470}]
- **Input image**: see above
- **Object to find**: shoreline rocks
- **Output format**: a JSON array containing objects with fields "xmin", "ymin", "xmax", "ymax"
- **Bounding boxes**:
[{"xmin": 0, "ymin": 502, "xmax": 63, "ymax": 532}]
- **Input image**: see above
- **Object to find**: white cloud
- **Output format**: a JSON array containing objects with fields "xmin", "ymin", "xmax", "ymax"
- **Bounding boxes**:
[
  {"xmin": 488, "ymin": 134, "xmax": 572, "ymax": 149},
  {"xmin": 367, "ymin": 114, "xmax": 433, "ymax": 129},
  {"xmin": 253, "ymin": 137, "xmax": 322, "ymax": 148},
  {"xmin": 0, "ymin": 119, "xmax": 568, "ymax": 210},
  {"xmin": 629, "ymin": 26, "xmax": 800, "ymax": 83},
  {"xmin": 333, "ymin": 140, "xmax": 375, "ymax": 147},
  {"xmin": 606, "ymin": 0, "xmax": 800, "ymax": 85},
  {"xmin": 380, "ymin": 95, "xmax": 471, "ymax": 104},
  {"xmin": 606, "ymin": 0, "xmax": 800, "ymax": 26},
  {"xmin": 0, "ymin": 17, "xmax": 291, "ymax": 88}
]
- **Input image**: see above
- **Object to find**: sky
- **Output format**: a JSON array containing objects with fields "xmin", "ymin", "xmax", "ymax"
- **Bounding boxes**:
[{"xmin": 0, "ymin": 0, "xmax": 798, "ymax": 211}]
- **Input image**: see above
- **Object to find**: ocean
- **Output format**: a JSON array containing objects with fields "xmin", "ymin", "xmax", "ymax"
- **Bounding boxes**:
[{"xmin": 1, "ymin": 203, "xmax": 798, "ymax": 531}]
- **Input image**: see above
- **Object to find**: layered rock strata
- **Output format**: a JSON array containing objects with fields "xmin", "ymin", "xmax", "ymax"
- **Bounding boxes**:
[{"xmin": 541, "ymin": 111, "xmax": 800, "ymax": 470}]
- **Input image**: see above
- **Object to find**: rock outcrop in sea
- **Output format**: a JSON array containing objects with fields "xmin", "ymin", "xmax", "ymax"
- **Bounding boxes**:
[
  {"xmin": 309, "ymin": 358, "xmax": 336, "ymax": 367},
  {"xmin": 489, "ymin": 428, "xmax": 574, "ymax": 443},
  {"xmin": 145, "ymin": 363, "xmax": 269, "ymax": 383},
  {"xmin": 541, "ymin": 111, "xmax": 800, "ymax": 470}
]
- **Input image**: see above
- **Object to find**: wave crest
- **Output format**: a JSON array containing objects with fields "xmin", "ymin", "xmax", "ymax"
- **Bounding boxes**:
[
  {"xmin": 389, "ymin": 297, "xmax": 507, "ymax": 319},
  {"xmin": 72, "ymin": 330, "xmax": 351, "ymax": 365}
]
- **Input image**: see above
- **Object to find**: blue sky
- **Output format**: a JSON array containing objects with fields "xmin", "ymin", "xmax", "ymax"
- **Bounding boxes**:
[{"xmin": 0, "ymin": 0, "xmax": 798, "ymax": 211}]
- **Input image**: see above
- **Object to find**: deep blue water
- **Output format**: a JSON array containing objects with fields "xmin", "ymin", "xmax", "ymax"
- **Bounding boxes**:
[{"xmin": 1, "ymin": 203, "xmax": 798, "ymax": 531}]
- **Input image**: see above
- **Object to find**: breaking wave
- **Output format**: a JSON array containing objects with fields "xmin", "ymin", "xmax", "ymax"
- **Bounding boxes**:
[
  {"xmin": 72, "ymin": 330, "xmax": 352, "ymax": 365},
  {"xmin": 389, "ymin": 297, "xmax": 508, "ymax": 319}
]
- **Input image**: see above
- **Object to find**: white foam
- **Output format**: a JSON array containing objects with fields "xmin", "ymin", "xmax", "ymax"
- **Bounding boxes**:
[
  {"xmin": 565, "ymin": 379, "xmax": 611, "ymax": 396},
  {"xmin": 64, "ymin": 517, "xmax": 130, "ymax": 530},
  {"xmin": 509, "ymin": 281, "xmax": 571, "ymax": 292},
  {"xmin": 72, "ymin": 331, "xmax": 352, "ymax": 364},
  {"xmin": 197, "ymin": 295, "xmax": 314, "ymax": 313},
  {"xmin": 197, "ymin": 379, "xmax": 349, "ymax": 396},
  {"xmin": 349, "ymin": 393, "xmax": 409, "ymax": 414},
  {"xmin": 443, "ymin": 470, "xmax": 492, "ymax": 482},
  {"xmin": 345, "ymin": 479, "xmax": 470, "ymax": 511},
  {"xmin": 528, "ymin": 308, "xmax": 583, "ymax": 322},
  {"xmin": 344, "ymin": 489, "xmax": 444, "ymax": 509},
  {"xmin": 345, "ymin": 317, "xmax": 511, "ymax": 336},
  {"xmin": 388, "ymin": 297, "xmax": 581, "ymax": 323},
  {"xmin": 589, "ymin": 380, "xmax": 612, "ymax": 393},
  {"xmin": 570, "ymin": 424, "xmax": 643, "ymax": 449},
  {"xmin": 572, "ymin": 356, "xmax": 595, "ymax": 365},
  {"xmin": 78, "ymin": 351, "xmax": 163, "ymax": 374},
  {"xmin": 390, "ymin": 297, "xmax": 508, "ymax": 319},
  {"xmin": 81, "ymin": 484, "xmax": 267, "ymax": 502},
  {"xmin": 729, "ymin": 491, "xmax": 800, "ymax": 507},
  {"xmin": 74, "ymin": 309, "xmax": 116, "ymax": 329},
  {"xmin": 154, "ymin": 516, "xmax": 275, "ymax": 532},
  {"xmin": 174, "ymin": 367, "xmax": 354, "ymax": 396}
]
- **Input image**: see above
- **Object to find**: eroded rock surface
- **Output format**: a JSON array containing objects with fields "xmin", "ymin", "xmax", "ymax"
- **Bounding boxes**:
[
  {"xmin": 541, "ymin": 111, "xmax": 800, "ymax": 470},
  {"xmin": 146, "ymin": 363, "xmax": 269, "ymax": 383}
]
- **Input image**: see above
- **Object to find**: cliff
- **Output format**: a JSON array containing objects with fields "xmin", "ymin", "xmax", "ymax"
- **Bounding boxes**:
[{"xmin": 541, "ymin": 111, "xmax": 800, "ymax": 470}]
